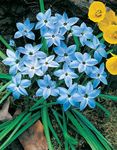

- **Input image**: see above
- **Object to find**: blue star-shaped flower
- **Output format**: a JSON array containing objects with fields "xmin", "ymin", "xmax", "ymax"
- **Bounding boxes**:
[
  {"xmin": 17, "ymin": 44, "xmax": 46, "ymax": 61},
  {"xmin": 71, "ymin": 23, "xmax": 93, "ymax": 46},
  {"xmin": 35, "ymin": 8, "xmax": 56, "ymax": 30},
  {"xmin": 7, "ymin": 73, "xmax": 31, "ymax": 99},
  {"xmin": 88, "ymin": 63, "xmax": 107, "ymax": 88},
  {"xmin": 14, "ymin": 18, "xmax": 35, "ymax": 40},
  {"xmin": 36, "ymin": 74, "xmax": 58, "ymax": 99},
  {"xmin": 57, "ymin": 83, "xmax": 79, "ymax": 111},
  {"xmin": 77, "ymin": 82, "xmax": 100, "ymax": 110},
  {"xmin": 70, "ymin": 52, "xmax": 98, "ymax": 73},
  {"xmin": 85, "ymin": 36, "xmax": 107, "ymax": 62},
  {"xmin": 54, "ymin": 63, "xmax": 78, "ymax": 87},
  {"xmin": 21, "ymin": 59, "xmax": 43, "ymax": 78},
  {"xmin": 3, "ymin": 49, "xmax": 23, "ymax": 75},
  {"xmin": 54, "ymin": 42, "xmax": 76, "ymax": 63},
  {"xmin": 39, "ymin": 55, "xmax": 59, "ymax": 73},
  {"xmin": 42, "ymin": 27, "xmax": 65, "ymax": 47},
  {"xmin": 55, "ymin": 12, "xmax": 79, "ymax": 33}
]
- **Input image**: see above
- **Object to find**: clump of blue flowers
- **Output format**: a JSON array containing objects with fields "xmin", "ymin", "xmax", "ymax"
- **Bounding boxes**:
[{"xmin": 3, "ymin": 8, "xmax": 108, "ymax": 111}]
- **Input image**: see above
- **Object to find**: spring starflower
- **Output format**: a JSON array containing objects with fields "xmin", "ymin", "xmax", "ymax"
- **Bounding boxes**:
[
  {"xmin": 57, "ymin": 83, "xmax": 79, "ymax": 111},
  {"xmin": 77, "ymin": 82, "xmax": 100, "ymax": 110},
  {"xmin": 39, "ymin": 55, "xmax": 59, "ymax": 73},
  {"xmin": 70, "ymin": 52, "xmax": 98, "ymax": 73},
  {"xmin": 54, "ymin": 63, "xmax": 78, "ymax": 87},
  {"xmin": 36, "ymin": 74, "xmax": 58, "ymax": 99},
  {"xmin": 35, "ymin": 9, "xmax": 56, "ymax": 30},
  {"xmin": 14, "ymin": 18, "xmax": 35, "ymax": 40},
  {"xmin": 88, "ymin": 1, "xmax": 106, "ymax": 22},
  {"xmin": 88, "ymin": 63, "xmax": 107, "ymax": 88},
  {"xmin": 54, "ymin": 42, "xmax": 76, "ymax": 63},
  {"xmin": 7, "ymin": 73, "xmax": 31, "ymax": 99},
  {"xmin": 3, "ymin": 49, "xmax": 22, "ymax": 75}
]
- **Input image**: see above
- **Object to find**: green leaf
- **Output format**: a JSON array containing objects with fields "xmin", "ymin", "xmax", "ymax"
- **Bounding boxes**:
[
  {"xmin": 52, "ymin": 109, "xmax": 78, "ymax": 146},
  {"xmin": 99, "ymin": 94, "xmax": 117, "ymax": 102},
  {"xmin": 0, "ymin": 112, "xmax": 26, "ymax": 141},
  {"xmin": 0, "ymin": 111, "xmax": 41, "ymax": 149},
  {"xmin": 0, "ymin": 81, "xmax": 11, "ymax": 93},
  {"xmin": 66, "ymin": 111, "xmax": 106, "ymax": 150},
  {"xmin": 0, "ymin": 73, "xmax": 11, "ymax": 80},
  {"xmin": 96, "ymin": 102, "xmax": 110, "ymax": 117},
  {"xmin": 29, "ymin": 97, "xmax": 45, "ymax": 111},
  {"xmin": 41, "ymin": 102, "xmax": 54, "ymax": 150},
  {"xmin": 0, "ymin": 91, "xmax": 11, "ymax": 104},
  {"xmin": 47, "ymin": 112, "xmax": 61, "ymax": 145},
  {"xmin": 73, "ymin": 36, "xmax": 80, "ymax": 51},
  {"xmin": 0, "ymin": 51, "xmax": 6, "ymax": 59},
  {"xmin": 73, "ymin": 110, "xmax": 112, "ymax": 150},
  {"xmin": 0, "ymin": 35, "xmax": 14, "ymax": 51},
  {"xmin": 0, "ymin": 112, "xmax": 31, "ymax": 149}
]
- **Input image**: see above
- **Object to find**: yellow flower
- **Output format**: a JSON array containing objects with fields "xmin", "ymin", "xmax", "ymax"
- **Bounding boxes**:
[
  {"xmin": 88, "ymin": 1, "xmax": 106, "ymax": 22},
  {"xmin": 103, "ymin": 25, "xmax": 117, "ymax": 44},
  {"xmin": 98, "ymin": 10, "xmax": 117, "ymax": 32},
  {"xmin": 106, "ymin": 54, "xmax": 117, "ymax": 75}
]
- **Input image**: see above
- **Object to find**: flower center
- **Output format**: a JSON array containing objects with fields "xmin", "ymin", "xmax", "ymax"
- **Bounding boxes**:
[
  {"xmin": 64, "ymin": 53, "xmax": 68, "ymax": 57},
  {"xmin": 112, "ymin": 31, "xmax": 117, "ymax": 39},
  {"xmin": 95, "ymin": 10, "xmax": 102, "ymax": 17},
  {"xmin": 52, "ymin": 35, "xmax": 55, "ymax": 38},
  {"xmin": 82, "ymin": 61, "xmax": 86, "ymax": 65},
  {"xmin": 16, "ymin": 59, "xmax": 19, "ymax": 64},
  {"xmin": 31, "ymin": 66, "xmax": 35, "ymax": 70},
  {"xmin": 65, "ymin": 72, "xmax": 68, "ymax": 76},
  {"xmin": 45, "ymin": 62, "xmax": 48, "ymax": 65},
  {"xmin": 64, "ymin": 22, "xmax": 67, "ymax": 26},
  {"xmin": 44, "ymin": 20, "xmax": 47, "ymax": 23},
  {"xmin": 29, "ymin": 52, "xmax": 33, "ymax": 55},
  {"xmin": 111, "ymin": 21, "xmax": 117, "ymax": 25},
  {"xmin": 84, "ymin": 94, "xmax": 88, "ymax": 98},
  {"xmin": 97, "ymin": 73, "xmax": 100, "ymax": 77}
]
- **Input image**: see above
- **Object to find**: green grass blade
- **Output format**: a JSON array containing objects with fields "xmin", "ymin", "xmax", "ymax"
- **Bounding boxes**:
[
  {"xmin": 73, "ymin": 110, "xmax": 112, "ymax": 149},
  {"xmin": 0, "ymin": 73, "xmax": 11, "ymax": 80},
  {"xmin": 0, "ymin": 81, "xmax": 11, "ymax": 93},
  {"xmin": 47, "ymin": 113, "xmax": 61, "ymax": 145},
  {"xmin": 0, "ymin": 120, "xmax": 11, "ymax": 131},
  {"xmin": 0, "ymin": 112, "xmax": 26, "ymax": 140},
  {"xmin": 0, "ymin": 35, "xmax": 14, "ymax": 51},
  {"xmin": 66, "ymin": 111, "xmax": 103, "ymax": 150},
  {"xmin": 52, "ymin": 109, "xmax": 78, "ymax": 146},
  {"xmin": 0, "ymin": 113, "xmax": 31, "ymax": 149},
  {"xmin": 29, "ymin": 97, "xmax": 45, "ymax": 111},
  {"xmin": 99, "ymin": 94, "xmax": 117, "ymax": 101},
  {"xmin": 2, "ymin": 111, "xmax": 41, "ymax": 149},
  {"xmin": 42, "ymin": 102, "xmax": 54, "ymax": 150},
  {"xmin": 0, "ymin": 91, "xmax": 11, "ymax": 104},
  {"xmin": 0, "ymin": 51, "xmax": 6, "ymax": 59},
  {"xmin": 96, "ymin": 102, "xmax": 110, "ymax": 117}
]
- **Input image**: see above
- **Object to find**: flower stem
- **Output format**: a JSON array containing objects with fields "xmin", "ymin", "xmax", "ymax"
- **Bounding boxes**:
[
  {"xmin": 39, "ymin": 0, "xmax": 45, "ymax": 13},
  {"xmin": 0, "ymin": 35, "xmax": 14, "ymax": 51}
]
